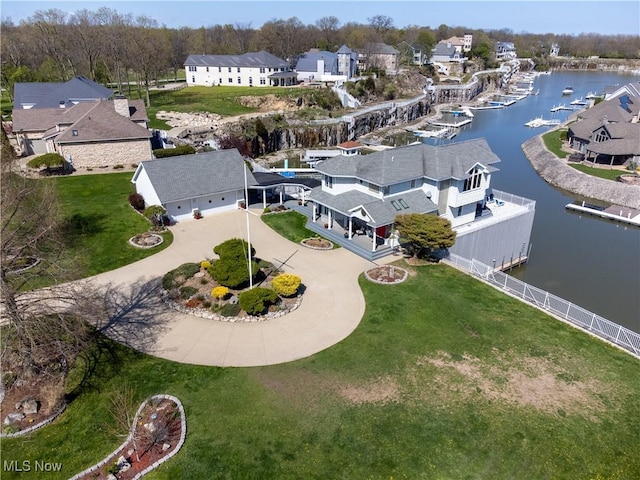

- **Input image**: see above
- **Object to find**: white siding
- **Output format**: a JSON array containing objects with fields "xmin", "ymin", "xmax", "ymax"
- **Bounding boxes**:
[
  {"xmin": 132, "ymin": 166, "xmax": 162, "ymax": 206},
  {"xmin": 186, "ymin": 65, "xmax": 284, "ymax": 87}
]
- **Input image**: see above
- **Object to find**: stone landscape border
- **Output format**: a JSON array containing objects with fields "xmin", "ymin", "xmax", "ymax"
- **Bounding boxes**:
[
  {"xmin": 300, "ymin": 237, "xmax": 334, "ymax": 250},
  {"xmin": 161, "ymin": 290, "xmax": 303, "ymax": 323},
  {"xmin": 129, "ymin": 233, "xmax": 164, "ymax": 249},
  {"xmin": 69, "ymin": 394, "xmax": 186, "ymax": 480},
  {"xmin": 364, "ymin": 265, "xmax": 409, "ymax": 285},
  {"xmin": 0, "ymin": 402, "xmax": 67, "ymax": 439}
]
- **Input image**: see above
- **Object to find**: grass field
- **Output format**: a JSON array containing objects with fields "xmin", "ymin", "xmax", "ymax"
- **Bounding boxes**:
[
  {"xmin": 3, "ymin": 263, "xmax": 639, "ymax": 479},
  {"xmin": 261, "ymin": 210, "xmax": 337, "ymax": 247},
  {"xmin": 569, "ymin": 163, "xmax": 629, "ymax": 181},
  {"xmin": 541, "ymin": 129, "xmax": 568, "ymax": 159},
  {"xmin": 42, "ymin": 172, "xmax": 173, "ymax": 284}
]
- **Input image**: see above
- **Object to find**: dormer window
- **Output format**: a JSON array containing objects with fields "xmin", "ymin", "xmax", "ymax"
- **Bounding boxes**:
[{"xmin": 72, "ymin": 129, "xmax": 78, "ymax": 136}]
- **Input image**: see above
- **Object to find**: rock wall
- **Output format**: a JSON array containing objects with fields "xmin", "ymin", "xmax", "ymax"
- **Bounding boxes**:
[
  {"xmin": 521, "ymin": 136, "xmax": 640, "ymax": 209},
  {"xmin": 548, "ymin": 57, "xmax": 640, "ymax": 72},
  {"xmin": 246, "ymin": 99, "xmax": 431, "ymax": 156}
]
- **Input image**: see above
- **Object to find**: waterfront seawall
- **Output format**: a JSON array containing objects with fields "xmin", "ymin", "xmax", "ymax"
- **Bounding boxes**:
[{"xmin": 521, "ymin": 136, "xmax": 640, "ymax": 210}]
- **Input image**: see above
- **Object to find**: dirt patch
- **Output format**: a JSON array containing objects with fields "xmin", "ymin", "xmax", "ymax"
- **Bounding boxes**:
[
  {"xmin": 416, "ymin": 351, "xmax": 610, "ymax": 418},
  {"xmin": 238, "ymin": 95, "xmax": 297, "ymax": 112},
  {"xmin": 365, "ymin": 265, "xmax": 408, "ymax": 284},
  {"xmin": 337, "ymin": 376, "xmax": 400, "ymax": 405}
]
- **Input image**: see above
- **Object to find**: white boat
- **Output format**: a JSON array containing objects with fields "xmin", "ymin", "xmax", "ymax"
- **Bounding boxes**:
[
  {"xmin": 525, "ymin": 117, "xmax": 561, "ymax": 128},
  {"xmin": 570, "ymin": 97, "xmax": 588, "ymax": 106},
  {"xmin": 585, "ymin": 91, "xmax": 600, "ymax": 100},
  {"xmin": 562, "ymin": 86, "xmax": 574, "ymax": 95}
]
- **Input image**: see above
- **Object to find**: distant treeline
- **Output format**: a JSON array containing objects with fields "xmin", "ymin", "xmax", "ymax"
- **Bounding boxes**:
[{"xmin": 2, "ymin": 8, "xmax": 638, "ymax": 100}]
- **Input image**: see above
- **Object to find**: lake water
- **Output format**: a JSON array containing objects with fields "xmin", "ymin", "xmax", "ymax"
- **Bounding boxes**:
[{"xmin": 421, "ymin": 71, "xmax": 639, "ymax": 332}]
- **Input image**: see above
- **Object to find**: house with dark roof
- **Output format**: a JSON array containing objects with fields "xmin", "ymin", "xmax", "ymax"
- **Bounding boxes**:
[
  {"xmin": 184, "ymin": 51, "xmax": 297, "ymax": 87},
  {"xmin": 430, "ymin": 42, "xmax": 465, "ymax": 64},
  {"xmin": 495, "ymin": 42, "xmax": 517, "ymax": 60},
  {"xmin": 12, "ymin": 96, "xmax": 152, "ymax": 168},
  {"xmin": 13, "ymin": 76, "xmax": 113, "ymax": 109},
  {"xmin": 568, "ymin": 93, "xmax": 640, "ymax": 167},
  {"xmin": 307, "ymin": 138, "xmax": 536, "ymax": 265},
  {"xmin": 132, "ymin": 149, "xmax": 259, "ymax": 221}
]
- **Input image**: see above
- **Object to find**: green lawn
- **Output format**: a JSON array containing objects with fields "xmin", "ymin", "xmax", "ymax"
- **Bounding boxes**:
[
  {"xmin": 146, "ymin": 85, "xmax": 302, "ymax": 129},
  {"xmin": 3, "ymin": 264, "xmax": 639, "ymax": 479},
  {"xmin": 261, "ymin": 210, "xmax": 338, "ymax": 247},
  {"xmin": 569, "ymin": 163, "xmax": 628, "ymax": 181},
  {"xmin": 542, "ymin": 129, "xmax": 568, "ymax": 158},
  {"xmin": 42, "ymin": 172, "xmax": 173, "ymax": 283}
]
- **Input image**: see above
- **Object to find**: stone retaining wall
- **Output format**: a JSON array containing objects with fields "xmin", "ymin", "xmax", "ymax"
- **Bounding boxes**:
[{"xmin": 521, "ymin": 136, "xmax": 640, "ymax": 210}]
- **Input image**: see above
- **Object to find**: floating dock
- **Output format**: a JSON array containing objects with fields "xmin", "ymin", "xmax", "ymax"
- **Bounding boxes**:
[{"xmin": 565, "ymin": 201, "xmax": 640, "ymax": 226}]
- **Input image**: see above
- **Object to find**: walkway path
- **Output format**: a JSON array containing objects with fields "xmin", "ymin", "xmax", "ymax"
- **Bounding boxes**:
[{"xmin": 89, "ymin": 209, "xmax": 376, "ymax": 367}]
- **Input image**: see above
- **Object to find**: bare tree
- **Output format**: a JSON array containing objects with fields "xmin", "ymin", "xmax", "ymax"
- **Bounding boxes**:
[
  {"xmin": 233, "ymin": 22, "xmax": 254, "ymax": 53},
  {"xmin": 316, "ymin": 16, "xmax": 340, "ymax": 47},
  {"xmin": 368, "ymin": 14, "xmax": 394, "ymax": 38}
]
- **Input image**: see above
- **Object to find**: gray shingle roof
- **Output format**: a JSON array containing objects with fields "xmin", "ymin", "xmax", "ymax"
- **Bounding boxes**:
[
  {"xmin": 365, "ymin": 43, "xmax": 400, "ymax": 55},
  {"xmin": 315, "ymin": 138, "xmax": 500, "ymax": 186},
  {"xmin": 309, "ymin": 186, "xmax": 437, "ymax": 226},
  {"xmin": 432, "ymin": 43, "xmax": 458, "ymax": 57},
  {"xmin": 295, "ymin": 51, "xmax": 338, "ymax": 73},
  {"xmin": 138, "ymin": 149, "xmax": 257, "ymax": 203},
  {"xmin": 184, "ymin": 51, "xmax": 288, "ymax": 68},
  {"xmin": 13, "ymin": 76, "xmax": 112, "ymax": 109}
]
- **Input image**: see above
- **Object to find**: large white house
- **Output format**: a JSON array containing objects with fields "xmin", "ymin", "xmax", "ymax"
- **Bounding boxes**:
[
  {"xmin": 307, "ymin": 139, "xmax": 536, "ymax": 265},
  {"xmin": 184, "ymin": 51, "xmax": 297, "ymax": 87}
]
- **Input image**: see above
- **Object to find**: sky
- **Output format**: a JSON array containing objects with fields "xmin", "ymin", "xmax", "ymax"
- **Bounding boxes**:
[{"xmin": 1, "ymin": 0, "xmax": 639, "ymax": 36}]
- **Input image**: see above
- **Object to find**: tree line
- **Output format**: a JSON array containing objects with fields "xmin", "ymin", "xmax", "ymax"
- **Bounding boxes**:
[{"xmin": 2, "ymin": 8, "xmax": 639, "ymax": 102}]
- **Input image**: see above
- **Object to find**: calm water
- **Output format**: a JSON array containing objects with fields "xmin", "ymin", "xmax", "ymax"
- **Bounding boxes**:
[{"xmin": 432, "ymin": 71, "xmax": 639, "ymax": 332}]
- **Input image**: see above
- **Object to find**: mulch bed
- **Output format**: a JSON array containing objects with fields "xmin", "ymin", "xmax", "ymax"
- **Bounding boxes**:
[
  {"xmin": 364, "ymin": 265, "xmax": 409, "ymax": 284},
  {"xmin": 300, "ymin": 237, "xmax": 333, "ymax": 250},
  {"xmin": 75, "ymin": 397, "xmax": 183, "ymax": 479}
]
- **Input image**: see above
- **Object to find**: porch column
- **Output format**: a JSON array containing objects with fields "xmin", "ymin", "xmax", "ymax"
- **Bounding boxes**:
[
  {"xmin": 328, "ymin": 209, "xmax": 333, "ymax": 228},
  {"xmin": 279, "ymin": 189, "xmax": 283, "ymax": 205},
  {"xmin": 348, "ymin": 217, "xmax": 353, "ymax": 239},
  {"xmin": 312, "ymin": 204, "xmax": 317, "ymax": 223},
  {"xmin": 262, "ymin": 190, "xmax": 267, "ymax": 209},
  {"xmin": 371, "ymin": 229, "xmax": 376, "ymax": 252},
  {"xmin": 610, "ymin": 156, "xmax": 615, "ymax": 167}
]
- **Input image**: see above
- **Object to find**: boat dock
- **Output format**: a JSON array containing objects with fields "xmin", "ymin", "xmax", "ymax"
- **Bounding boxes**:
[
  {"xmin": 565, "ymin": 201, "xmax": 640, "ymax": 226},
  {"xmin": 525, "ymin": 118, "xmax": 561, "ymax": 127}
]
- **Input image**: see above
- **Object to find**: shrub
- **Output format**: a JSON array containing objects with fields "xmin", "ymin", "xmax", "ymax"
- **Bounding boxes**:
[
  {"xmin": 180, "ymin": 286, "xmax": 198, "ymax": 299},
  {"xmin": 213, "ymin": 238, "xmax": 255, "ymax": 260},
  {"xmin": 143, "ymin": 205, "xmax": 166, "ymax": 225},
  {"xmin": 212, "ymin": 286, "xmax": 230, "ymax": 299},
  {"xmin": 209, "ymin": 259, "xmax": 258, "ymax": 289},
  {"xmin": 219, "ymin": 303, "xmax": 241, "ymax": 317},
  {"xmin": 272, "ymin": 273, "xmax": 302, "ymax": 297},
  {"xmin": 238, "ymin": 287, "xmax": 278, "ymax": 315},
  {"xmin": 153, "ymin": 145, "xmax": 196, "ymax": 158},
  {"xmin": 162, "ymin": 262, "xmax": 200, "ymax": 290},
  {"xmin": 200, "ymin": 260, "xmax": 211, "ymax": 269},
  {"xmin": 128, "ymin": 193, "xmax": 145, "ymax": 211},
  {"xmin": 26, "ymin": 153, "xmax": 65, "ymax": 170},
  {"xmin": 185, "ymin": 297, "xmax": 201, "ymax": 308}
]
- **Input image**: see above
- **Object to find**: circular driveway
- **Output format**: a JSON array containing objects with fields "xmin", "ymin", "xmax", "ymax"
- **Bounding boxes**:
[{"xmin": 91, "ymin": 210, "xmax": 375, "ymax": 367}]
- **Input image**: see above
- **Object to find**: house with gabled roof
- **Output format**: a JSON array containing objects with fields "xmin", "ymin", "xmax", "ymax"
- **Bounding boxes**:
[
  {"xmin": 132, "ymin": 148, "xmax": 258, "ymax": 221},
  {"xmin": 431, "ymin": 42, "xmax": 465, "ymax": 64},
  {"xmin": 358, "ymin": 43, "xmax": 400, "ymax": 74},
  {"xmin": 184, "ymin": 51, "xmax": 297, "ymax": 87},
  {"xmin": 306, "ymin": 138, "xmax": 536, "ymax": 265},
  {"xmin": 295, "ymin": 46, "xmax": 358, "ymax": 83},
  {"xmin": 568, "ymin": 94, "xmax": 640, "ymax": 167},
  {"xmin": 12, "ymin": 96, "xmax": 152, "ymax": 168},
  {"xmin": 14, "ymin": 76, "xmax": 113, "ymax": 109}
]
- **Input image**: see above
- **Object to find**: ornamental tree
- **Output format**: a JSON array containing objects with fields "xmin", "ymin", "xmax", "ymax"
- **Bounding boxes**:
[
  {"xmin": 26, "ymin": 152, "xmax": 65, "ymax": 171},
  {"xmin": 394, "ymin": 213, "xmax": 456, "ymax": 259}
]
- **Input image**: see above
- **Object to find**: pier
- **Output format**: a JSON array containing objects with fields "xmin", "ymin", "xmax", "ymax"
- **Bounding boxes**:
[{"xmin": 565, "ymin": 201, "xmax": 640, "ymax": 227}]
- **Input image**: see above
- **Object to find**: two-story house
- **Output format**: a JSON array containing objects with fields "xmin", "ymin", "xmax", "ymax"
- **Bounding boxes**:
[
  {"xmin": 358, "ymin": 43, "xmax": 400, "ymax": 74},
  {"xmin": 307, "ymin": 138, "xmax": 536, "ymax": 266},
  {"xmin": 495, "ymin": 42, "xmax": 518, "ymax": 61},
  {"xmin": 184, "ymin": 51, "xmax": 297, "ymax": 87}
]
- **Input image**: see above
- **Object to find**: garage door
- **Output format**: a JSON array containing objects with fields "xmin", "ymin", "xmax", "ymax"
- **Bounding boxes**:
[{"xmin": 27, "ymin": 139, "xmax": 47, "ymax": 155}]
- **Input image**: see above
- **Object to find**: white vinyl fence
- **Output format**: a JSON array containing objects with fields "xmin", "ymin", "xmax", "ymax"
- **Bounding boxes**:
[{"xmin": 445, "ymin": 253, "xmax": 640, "ymax": 358}]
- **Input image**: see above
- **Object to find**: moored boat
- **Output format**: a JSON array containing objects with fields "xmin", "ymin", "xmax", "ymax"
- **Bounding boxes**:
[{"xmin": 562, "ymin": 86, "xmax": 574, "ymax": 95}]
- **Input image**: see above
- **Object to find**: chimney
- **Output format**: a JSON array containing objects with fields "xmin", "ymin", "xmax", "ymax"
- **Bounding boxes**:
[
  {"xmin": 59, "ymin": 100, "xmax": 65, "ymax": 109},
  {"xmin": 113, "ymin": 95, "xmax": 130, "ymax": 118}
]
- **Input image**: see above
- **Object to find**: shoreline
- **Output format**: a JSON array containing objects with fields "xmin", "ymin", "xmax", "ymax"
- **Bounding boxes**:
[{"xmin": 521, "ymin": 134, "xmax": 640, "ymax": 210}]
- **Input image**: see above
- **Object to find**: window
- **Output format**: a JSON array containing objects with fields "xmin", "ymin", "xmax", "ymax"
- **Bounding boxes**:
[
  {"xmin": 228, "ymin": 67, "xmax": 232, "ymax": 72},
  {"xmin": 228, "ymin": 78, "xmax": 233, "ymax": 83},
  {"xmin": 192, "ymin": 76, "xmax": 195, "ymax": 83},
  {"xmin": 237, "ymin": 77, "xmax": 241, "ymax": 84},
  {"xmin": 369, "ymin": 183, "xmax": 380, "ymax": 194},
  {"xmin": 325, "ymin": 175, "xmax": 333, "ymax": 188},
  {"xmin": 237, "ymin": 67, "xmax": 241, "ymax": 73},
  {"xmin": 206, "ymin": 67, "xmax": 209, "ymax": 72},
  {"xmin": 457, "ymin": 206, "xmax": 463, "ymax": 216},
  {"xmin": 398, "ymin": 199, "xmax": 409, "ymax": 209},
  {"xmin": 411, "ymin": 178, "xmax": 421, "ymax": 189},
  {"xmin": 72, "ymin": 129, "xmax": 78, "ymax": 136},
  {"xmin": 463, "ymin": 167, "xmax": 483, "ymax": 191},
  {"xmin": 594, "ymin": 131, "xmax": 608, "ymax": 142},
  {"xmin": 249, "ymin": 77, "xmax": 253, "ymax": 85},
  {"xmin": 260, "ymin": 78, "xmax": 266, "ymax": 85},
  {"xmin": 218, "ymin": 66, "xmax": 222, "ymax": 72},
  {"xmin": 391, "ymin": 200, "xmax": 402, "ymax": 211},
  {"xmin": 219, "ymin": 78, "xmax": 222, "ymax": 84},
  {"xmin": 260, "ymin": 67, "xmax": 265, "ymax": 73},
  {"xmin": 383, "ymin": 186, "xmax": 390, "ymax": 195},
  {"xmin": 188, "ymin": 66, "xmax": 196, "ymax": 72}
]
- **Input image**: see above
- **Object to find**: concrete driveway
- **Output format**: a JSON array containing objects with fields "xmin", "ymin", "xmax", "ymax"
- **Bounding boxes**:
[{"xmin": 90, "ymin": 209, "xmax": 376, "ymax": 367}]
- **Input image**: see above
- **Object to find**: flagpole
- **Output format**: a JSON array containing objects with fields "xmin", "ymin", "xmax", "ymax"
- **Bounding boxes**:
[{"xmin": 244, "ymin": 161, "xmax": 253, "ymax": 289}]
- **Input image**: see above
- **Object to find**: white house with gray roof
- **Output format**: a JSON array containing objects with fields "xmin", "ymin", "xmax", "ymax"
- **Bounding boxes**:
[
  {"xmin": 307, "ymin": 138, "xmax": 536, "ymax": 265},
  {"xmin": 132, "ymin": 149, "xmax": 257, "ymax": 222},
  {"xmin": 184, "ymin": 51, "xmax": 297, "ymax": 87}
]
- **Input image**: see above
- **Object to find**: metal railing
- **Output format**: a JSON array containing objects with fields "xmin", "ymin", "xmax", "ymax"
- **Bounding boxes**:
[
  {"xmin": 445, "ymin": 253, "xmax": 640, "ymax": 358},
  {"xmin": 492, "ymin": 189, "xmax": 537, "ymax": 210}
]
